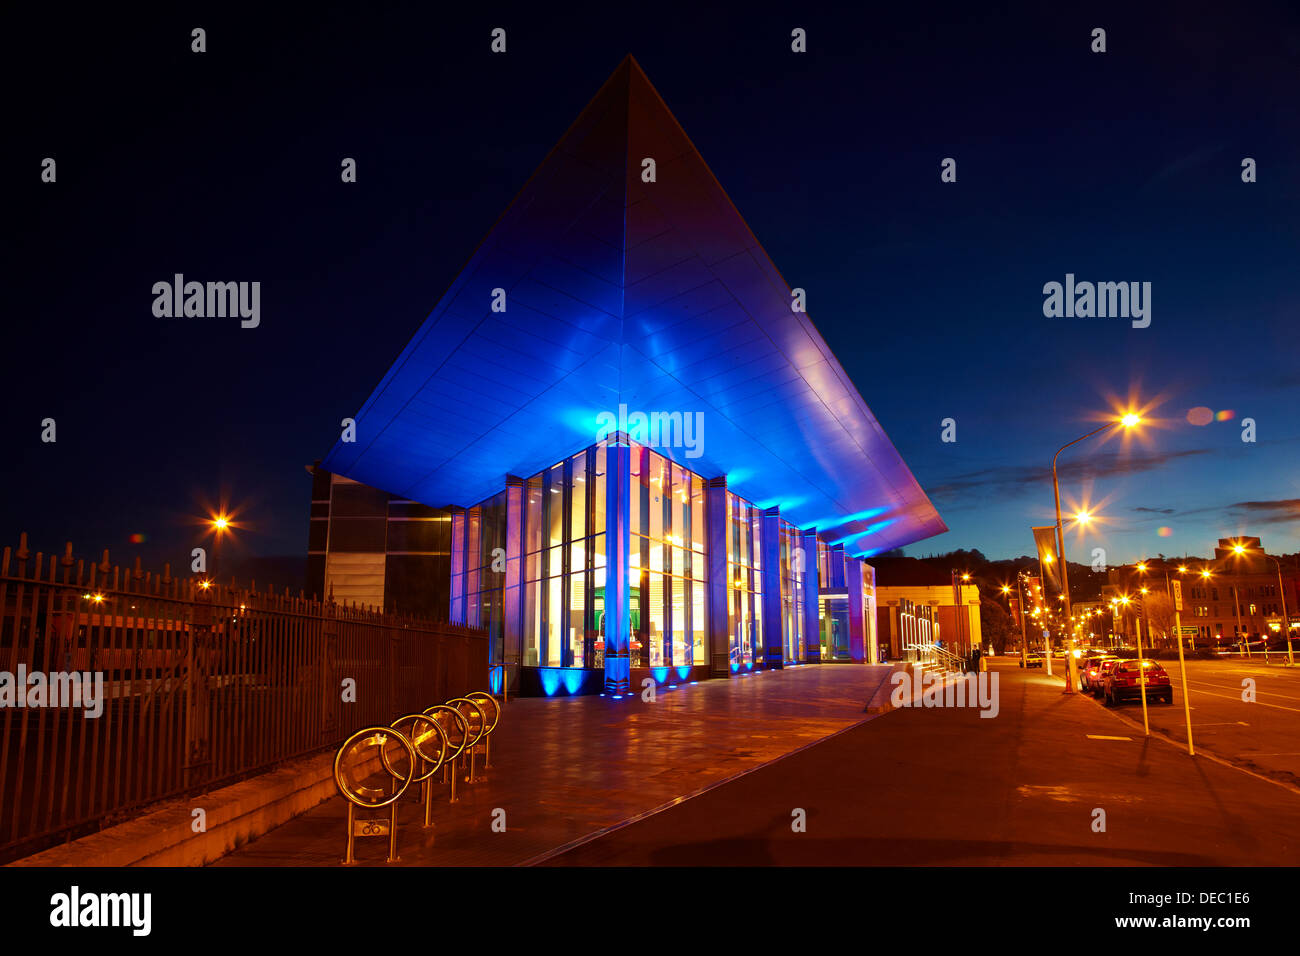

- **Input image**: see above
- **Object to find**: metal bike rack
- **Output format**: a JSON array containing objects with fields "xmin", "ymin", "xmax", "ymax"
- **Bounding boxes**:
[
  {"xmin": 389, "ymin": 712, "xmax": 449, "ymax": 830},
  {"xmin": 423, "ymin": 704, "xmax": 470, "ymax": 803},
  {"xmin": 447, "ymin": 697, "xmax": 488, "ymax": 784},
  {"xmin": 333, "ymin": 726, "xmax": 417, "ymax": 864},
  {"xmin": 464, "ymin": 691, "xmax": 502, "ymax": 770}
]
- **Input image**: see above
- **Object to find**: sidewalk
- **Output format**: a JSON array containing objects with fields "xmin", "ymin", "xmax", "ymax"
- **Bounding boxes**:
[{"xmin": 213, "ymin": 664, "xmax": 882, "ymax": 866}]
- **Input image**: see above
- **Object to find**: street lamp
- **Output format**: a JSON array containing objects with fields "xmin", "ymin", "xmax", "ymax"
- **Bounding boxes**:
[
  {"xmin": 210, "ymin": 512, "xmax": 232, "ymax": 588},
  {"xmin": 1230, "ymin": 542, "xmax": 1293, "ymax": 665},
  {"xmin": 1052, "ymin": 413, "xmax": 1142, "ymax": 693}
]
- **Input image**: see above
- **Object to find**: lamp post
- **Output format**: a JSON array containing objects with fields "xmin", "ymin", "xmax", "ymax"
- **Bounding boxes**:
[
  {"xmin": 1052, "ymin": 414, "xmax": 1141, "ymax": 695},
  {"xmin": 1231, "ymin": 542, "xmax": 1293, "ymax": 666},
  {"xmin": 1231, "ymin": 580, "xmax": 1247, "ymax": 659}
]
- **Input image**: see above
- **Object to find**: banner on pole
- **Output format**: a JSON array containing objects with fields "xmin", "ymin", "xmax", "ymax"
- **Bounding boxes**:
[{"xmin": 1032, "ymin": 526, "xmax": 1062, "ymax": 593}]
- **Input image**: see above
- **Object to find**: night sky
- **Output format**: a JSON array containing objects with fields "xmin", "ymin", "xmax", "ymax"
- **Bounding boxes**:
[{"xmin": 6, "ymin": 2, "xmax": 1299, "ymax": 580}]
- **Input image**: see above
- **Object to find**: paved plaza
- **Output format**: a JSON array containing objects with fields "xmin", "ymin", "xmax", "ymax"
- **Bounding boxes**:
[{"xmin": 215, "ymin": 665, "xmax": 879, "ymax": 866}]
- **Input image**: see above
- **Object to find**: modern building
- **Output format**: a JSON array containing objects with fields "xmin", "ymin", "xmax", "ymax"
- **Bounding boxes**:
[{"xmin": 310, "ymin": 56, "xmax": 946, "ymax": 695}]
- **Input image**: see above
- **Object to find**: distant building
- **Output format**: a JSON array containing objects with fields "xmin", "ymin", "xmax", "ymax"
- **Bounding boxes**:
[
  {"xmin": 1107, "ymin": 538, "xmax": 1299, "ymax": 647},
  {"xmin": 871, "ymin": 561, "xmax": 982, "ymax": 658}
]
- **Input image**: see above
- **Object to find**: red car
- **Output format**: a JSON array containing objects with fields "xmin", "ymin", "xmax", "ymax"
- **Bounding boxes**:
[{"xmin": 1103, "ymin": 659, "xmax": 1173, "ymax": 706}]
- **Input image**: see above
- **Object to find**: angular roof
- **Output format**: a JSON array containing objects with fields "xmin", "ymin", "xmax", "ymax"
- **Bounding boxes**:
[{"xmin": 322, "ymin": 55, "xmax": 945, "ymax": 555}]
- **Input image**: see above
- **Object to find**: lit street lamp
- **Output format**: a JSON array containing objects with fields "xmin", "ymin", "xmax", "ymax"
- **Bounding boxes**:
[
  {"xmin": 1052, "ymin": 412, "xmax": 1141, "ymax": 694},
  {"xmin": 1231, "ymin": 541, "xmax": 1294, "ymax": 666}
]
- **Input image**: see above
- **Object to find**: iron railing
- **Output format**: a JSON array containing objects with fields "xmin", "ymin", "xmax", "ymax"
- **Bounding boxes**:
[{"xmin": 0, "ymin": 535, "xmax": 487, "ymax": 863}]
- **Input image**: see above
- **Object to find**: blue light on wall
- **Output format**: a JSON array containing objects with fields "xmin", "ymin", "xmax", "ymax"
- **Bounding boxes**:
[
  {"xmin": 538, "ymin": 667, "xmax": 587, "ymax": 696},
  {"xmin": 652, "ymin": 667, "xmax": 670, "ymax": 684},
  {"xmin": 675, "ymin": 665, "xmax": 691, "ymax": 680}
]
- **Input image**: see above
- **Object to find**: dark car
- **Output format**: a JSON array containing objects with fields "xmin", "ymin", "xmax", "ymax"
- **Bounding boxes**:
[
  {"xmin": 1091, "ymin": 657, "xmax": 1122, "ymax": 697},
  {"xmin": 1080, "ymin": 654, "xmax": 1117, "ymax": 693},
  {"xmin": 1103, "ymin": 658, "xmax": 1173, "ymax": 706}
]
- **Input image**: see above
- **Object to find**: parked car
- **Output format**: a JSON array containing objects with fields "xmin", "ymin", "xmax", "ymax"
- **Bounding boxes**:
[
  {"xmin": 1091, "ymin": 658, "xmax": 1123, "ymax": 697},
  {"xmin": 1103, "ymin": 659, "xmax": 1173, "ymax": 706},
  {"xmin": 1080, "ymin": 654, "xmax": 1117, "ymax": 692},
  {"xmin": 1019, "ymin": 653, "xmax": 1044, "ymax": 668}
]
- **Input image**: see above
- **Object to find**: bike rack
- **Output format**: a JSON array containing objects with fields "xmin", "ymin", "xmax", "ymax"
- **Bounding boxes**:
[
  {"xmin": 423, "ymin": 704, "xmax": 470, "ymax": 803},
  {"xmin": 465, "ymin": 691, "xmax": 502, "ymax": 769},
  {"xmin": 389, "ymin": 712, "xmax": 449, "ymax": 830},
  {"xmin": 447, "ymin": 697, "xmax": 488, "ymax": 785},
  {"xmin": 333, "ymin": 726, "xmax": 417, "ymax": 864}
]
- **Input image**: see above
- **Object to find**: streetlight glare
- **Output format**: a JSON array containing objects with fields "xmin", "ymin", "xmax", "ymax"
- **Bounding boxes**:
[
  {"xmin": 1120, "ymin": 413, "xmax": 1141, "ymax": 428},
  {"xmin": 213, "ymin": 515, "xmax": 230, "ymax": 531}
]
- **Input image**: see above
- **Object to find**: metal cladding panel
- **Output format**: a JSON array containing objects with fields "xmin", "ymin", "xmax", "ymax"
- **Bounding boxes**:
[{"xmin": 322, "ymin": 56, "xmax": 946, "ymax": 554}]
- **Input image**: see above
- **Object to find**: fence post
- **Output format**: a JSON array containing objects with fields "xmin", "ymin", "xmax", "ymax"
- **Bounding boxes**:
[{"xmin": 186, "ymin": 580, "xmax": 213, "ymax": 787}]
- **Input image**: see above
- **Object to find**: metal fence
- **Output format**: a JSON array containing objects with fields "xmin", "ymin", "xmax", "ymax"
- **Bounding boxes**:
[{"xmin": 0, "ymin": 534, "xmax": 487, "ymax": 863}]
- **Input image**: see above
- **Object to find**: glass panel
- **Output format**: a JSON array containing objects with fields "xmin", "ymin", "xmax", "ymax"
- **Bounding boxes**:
[
  {"xmin": 648, "ymin": 572, "xmax": 666, "ymax": 666},
  {"xmin": 526, "ymin": 475, "xmax": 542, "ymax": 554},
  {"xmin": 546, "ymin": 575, "xmax": 563, "ymax": 667},
  {"xmin": 570, "ymin": 451, "xmax": 586, "ymax": 541},
  {"xmin": 593, "ymin": 444, "xmax": 606, "ymax": 538},
  {"xmin": 570, "ymin": 571, "xmax": 586, "ymax": 668},
  {"xmin": 524, "ymin": 578, "xmax": 540, "ymax": 666},
  {"xmin": 547, "ymin": 464, "xmax": 564, "ymax": 548},
  {"xmin": 672, "ymin": 575, "xmax": 687, "ymax": 668}
]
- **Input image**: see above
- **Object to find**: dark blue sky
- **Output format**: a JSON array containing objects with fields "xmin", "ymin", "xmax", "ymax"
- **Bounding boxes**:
[{"xmin": 6, "ymin": 1, "xmax": 1298, "ymax": 575}]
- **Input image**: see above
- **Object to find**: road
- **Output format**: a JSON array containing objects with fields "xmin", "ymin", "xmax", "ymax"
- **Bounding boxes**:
[
  {"xmin": 1068, "ymin": 656, "xmax": 1300, "ymax": 784},
  {"xmin": 543, "ymin": 659, "xmax": 1300, "ymax": 865}
]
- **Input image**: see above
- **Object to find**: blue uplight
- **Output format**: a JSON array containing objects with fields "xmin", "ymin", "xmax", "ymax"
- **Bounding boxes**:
[{"xmin": 538, "ymin": 667, "xmax": 587, "ymax": 696}]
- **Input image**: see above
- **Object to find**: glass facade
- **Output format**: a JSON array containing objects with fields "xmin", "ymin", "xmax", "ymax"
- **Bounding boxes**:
[
  {"xmin": 522, "ymin": 445, "xmax": 606, "ymax": 668},
  {"xmin": 449, "ymin": 438, "xmax": 882, "ymax": 689},
  {"xmin": 630, "ymin": 444, "xmax": 708, "ymax": 669}
]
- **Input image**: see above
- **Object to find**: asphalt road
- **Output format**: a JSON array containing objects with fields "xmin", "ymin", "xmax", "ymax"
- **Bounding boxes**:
[
  {"xmin": 542, "ymin": 659, "xmax": 1300, "ymax": 865},
  {"xmin": 1068, "ymin": 656, "xmax": 1300, "ymax": 785}
]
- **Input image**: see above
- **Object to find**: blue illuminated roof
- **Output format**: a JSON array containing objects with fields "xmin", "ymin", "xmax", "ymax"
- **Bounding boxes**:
[{"xmin": 322, "ymin": 56, "xmax": 946, "ymax": 554}]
